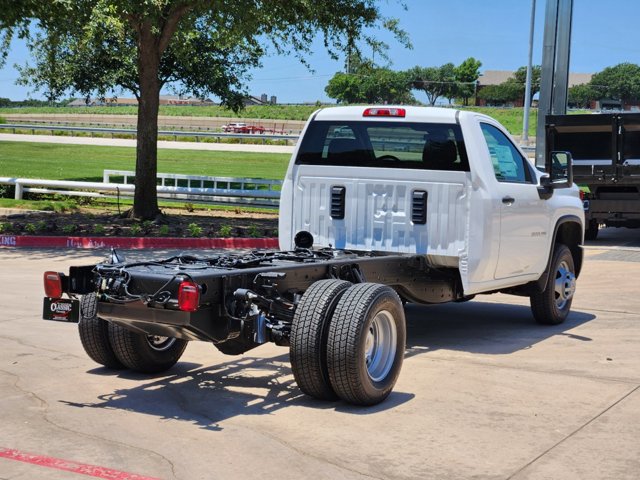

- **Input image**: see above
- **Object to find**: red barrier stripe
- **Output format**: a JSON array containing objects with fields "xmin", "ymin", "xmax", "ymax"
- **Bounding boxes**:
[
  {"xmin": 0, "ymin": 235, "xmax": 279, "ymax": 249},
  {"xmin": 0, "ymin": 447, "xmax": 161, "ymax": 480}
]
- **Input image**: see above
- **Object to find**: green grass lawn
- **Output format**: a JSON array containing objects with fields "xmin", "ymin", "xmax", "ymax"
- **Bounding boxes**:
[{"xmin": 0, "ymin": 142, "xmax": 290, "ymax": 182}]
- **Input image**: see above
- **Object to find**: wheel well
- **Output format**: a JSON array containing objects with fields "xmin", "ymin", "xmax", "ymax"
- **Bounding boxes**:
[{"xmin": 555, "ymin": 220, "xmax": 583, "ymax": 277}]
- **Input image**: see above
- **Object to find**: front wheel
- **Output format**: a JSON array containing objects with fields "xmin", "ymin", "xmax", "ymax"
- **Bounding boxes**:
[
  {"xmin": 108, "ymin": 324, "xmax": 188, "ymax": 373},
  {"xmin": 530, "ymin": 244, "xmax": 576, "ymax": 325},
  {"xmin": 327, "ymin": 283, "xmax": 406, "ymax": 406}
]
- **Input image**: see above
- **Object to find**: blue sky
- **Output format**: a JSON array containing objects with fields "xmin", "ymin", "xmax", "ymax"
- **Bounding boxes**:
[{"xmin": 1, "ymin": 0, "xmax": 639, "ymax": 103}]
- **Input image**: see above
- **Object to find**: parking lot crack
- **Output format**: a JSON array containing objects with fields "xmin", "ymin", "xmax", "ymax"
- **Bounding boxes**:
[
  {"xmin": 0, "ymin": 367, "xmax": 179, "ymax": 480},
  {"xmin": 506, "ymin": 384, "xmax": 640, "ymax": 479},
  {"xmin": 232, "ymin": 423, "xmax": 385, "ymax": 480}
]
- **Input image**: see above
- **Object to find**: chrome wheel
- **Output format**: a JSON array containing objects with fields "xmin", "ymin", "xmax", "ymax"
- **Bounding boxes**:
[
  {"xmin": 554, "ymin": 260, "xmax": 576, "ymax": 310},
  {"xmin": 146, "ymin": 335, "xmax": 176, "ymax": 352},
  {"xmin": 364, "ymin": 310, "xmax": 397, "ymax": 382}
]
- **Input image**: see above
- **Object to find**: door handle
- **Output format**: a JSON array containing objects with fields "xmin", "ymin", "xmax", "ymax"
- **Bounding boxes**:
[{"xmin": 502, "ymin": 196, "xmax": 515, "ymax": 205}]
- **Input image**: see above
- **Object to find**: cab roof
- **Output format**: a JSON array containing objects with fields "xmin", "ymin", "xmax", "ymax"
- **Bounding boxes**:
[{"xmin": 312, "ymin": 106, "xmax": 463, "ymax": 123}]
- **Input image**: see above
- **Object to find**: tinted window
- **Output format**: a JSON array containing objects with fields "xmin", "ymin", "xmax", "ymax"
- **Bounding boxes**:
[
  {"xmin": 296, "ymin": 121, "xmax": 469, "ymax": 171},
  {"xmin": 480, "ymin": 123, "xmax": 532, "ymax": 183}
]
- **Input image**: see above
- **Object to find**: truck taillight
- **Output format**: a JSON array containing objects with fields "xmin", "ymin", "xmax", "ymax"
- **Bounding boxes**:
[
  {"xmin": 44, "ymin": 271, "xmax": 63, "ymax": 298},
  {"xmin": 579, "ymin": 190, "xmax": 585, "ymax": 201},
  {"xmin": 363, "ymin": 107, "xmax": 406, "ymax": 117},
  {"xmin": 178, "ymin": 281, "xmax": 200, "ymax": 312}
]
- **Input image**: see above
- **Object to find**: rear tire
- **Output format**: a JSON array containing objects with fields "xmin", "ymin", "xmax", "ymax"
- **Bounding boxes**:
[
  {"xmin": 78, "ymin": 294, "xmax": 124, "ymax": 369},
  {"xmin": 108, "ymin": 324, "xmax": 187, "ymax": 373},
  {"xmin": 530, "ymin": 244, "xmax": 576, "ymax": 325},
  {"xmin": 327, "ymin": 283, "xmax": 406, "ymax": 406},
  {"xmin": 290, "ymin": 279, "xmax": 352, "ymax": 400},
  {"xmin": 585, "ymin": 220, "xmax": 599, "ymax": 241}
]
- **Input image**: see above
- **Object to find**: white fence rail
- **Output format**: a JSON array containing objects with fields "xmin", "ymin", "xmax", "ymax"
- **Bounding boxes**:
[{"xmin": 0, "ymin": 172, "xmax": 283, "ymax": 208}]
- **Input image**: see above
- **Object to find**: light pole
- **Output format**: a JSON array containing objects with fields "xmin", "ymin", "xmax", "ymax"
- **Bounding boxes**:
[{"xmin": 522, "ymin": 0, "xmax": 536, "ymax": 144}]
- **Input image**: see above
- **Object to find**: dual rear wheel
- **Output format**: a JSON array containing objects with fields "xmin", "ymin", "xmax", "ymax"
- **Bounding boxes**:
[
  {"xmin": 290, "ymin": 280, "xmax": 406, "ymax": 406},
  {"xmin": 78, "ymin": 293, "xmax": 187, "ymax": 373}
]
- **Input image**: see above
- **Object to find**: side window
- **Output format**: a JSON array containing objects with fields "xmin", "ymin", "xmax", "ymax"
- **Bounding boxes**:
[{"xmin": 480, "ymin": 123, "xmax": 531, "ymax": 183}]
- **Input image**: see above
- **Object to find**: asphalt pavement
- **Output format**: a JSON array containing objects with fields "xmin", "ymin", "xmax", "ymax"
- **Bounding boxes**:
[{"xmin": 0, "ymin": 228, "xmax": 639, "ymax": 479}]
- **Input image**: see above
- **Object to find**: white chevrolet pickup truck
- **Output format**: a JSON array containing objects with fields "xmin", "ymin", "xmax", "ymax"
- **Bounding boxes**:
[{"xmin": 42, "ymin": 106, "xmax": 584, "ymax": 406}]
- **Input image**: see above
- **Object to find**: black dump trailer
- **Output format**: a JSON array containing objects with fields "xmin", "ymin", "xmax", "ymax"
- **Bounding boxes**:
[{"xmin": 547, "ymin": 113, "xmax": 640, "ymax": 239}]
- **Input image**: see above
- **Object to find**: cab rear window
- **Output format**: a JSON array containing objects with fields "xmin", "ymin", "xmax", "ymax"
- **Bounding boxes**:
[{"xmin": 295, "ymin": 121, "xmax": 469, "ymax": 171}]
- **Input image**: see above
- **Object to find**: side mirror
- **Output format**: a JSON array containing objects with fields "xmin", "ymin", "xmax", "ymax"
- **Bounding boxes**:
[
  {"xmin": 547, "ymin": 151, "xmax": 573, "ymax": 188},
  {"xmin": 538, "ymin": 151, "xmax": 573, "ymax": 200}
]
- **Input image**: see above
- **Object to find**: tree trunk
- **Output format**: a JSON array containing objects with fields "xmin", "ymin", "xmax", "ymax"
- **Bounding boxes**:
[{"xmin": 133, "ymin": 41, "xmax": 161, "ymax": 220}]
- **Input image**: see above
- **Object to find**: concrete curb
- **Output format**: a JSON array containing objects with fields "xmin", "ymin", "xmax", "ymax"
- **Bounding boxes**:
[{"xmin": 0, "ymin": 235, "xmax": 279, "ymax": 249}]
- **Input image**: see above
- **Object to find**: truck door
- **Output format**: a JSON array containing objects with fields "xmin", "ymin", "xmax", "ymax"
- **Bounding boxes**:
[{"xmin": 479, "ymin": 123, "xmax": 550, "ymax": 279}]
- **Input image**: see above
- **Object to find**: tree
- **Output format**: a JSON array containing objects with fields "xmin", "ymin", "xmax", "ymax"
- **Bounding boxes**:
[
  {"xmin": 477, "ymin": 82, "xmax": 523, "ymax": 106},
  {"xmin": 568, "ymin": 84, "xmax": 596, "ymax": 109},
  {"xmin": 455, "ymin": 57, "xmax": 482, "ymax": 106},
  {"xmin": 589, "ymin": 63, "xmax": 640, "ymax": 103},
  {"xmin": 510, "ymin": 65, "xmax": 541, "ymax": 104},
  {"xmin": 409, "ymin": 63, "xmax": 456, "ymax": 106},
  {"xmin": 3, "ymin": 1, "xmax": 408, "ymax": 219},
  {"xmin": 325, "ymin": 56, "xmax": 414, "ymax": 104}
]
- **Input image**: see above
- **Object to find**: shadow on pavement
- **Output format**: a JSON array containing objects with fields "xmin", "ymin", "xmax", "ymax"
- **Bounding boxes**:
[
  {"xmin": 60, "ymin": 353, "xmax": 414, "ymax": 430},
  {"xmin": 58, "ymin": 300, "xmax": 592, "ymax": 428},
  {"xmin": 404, "ymin": 300, "xmax": 595, "ymax": 357}
]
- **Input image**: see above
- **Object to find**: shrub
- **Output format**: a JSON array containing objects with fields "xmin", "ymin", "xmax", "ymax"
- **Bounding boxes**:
[
  {"xmin": 247, "ymin": 225, "xmax": 260, "ymax": 238},
  {"xmin": 142, "ymin": 220, "xmax": 154, "ymax": 234},
  {"xmin": 92, "ymin": 224, "xmax": 105, "ymax": 235},
  {"xmin": 24, "ymin": 223, "xmax": 37, "ymax": 234},
  {"xmin": 62, "ymin": 224, "xmax": 77, "ymax": 234},
  {"xmin": 187, "ymin": 223, "xmax": 202, "ymax": 237},
  {"xmin": 130, "ymin": 224, "xmax": 142, "ymax": 236},
  {"xmin": 158, "ymin": 225, "xmax": 170, "ymax": 236},
  {"xmin": 218, "ymin": 225, "xmax": 232, "ymax": 237}
]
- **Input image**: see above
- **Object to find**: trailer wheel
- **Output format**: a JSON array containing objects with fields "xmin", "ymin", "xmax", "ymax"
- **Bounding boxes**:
[
  {"xmin": 327, "ymin": 283, "xmax": 406, "ymax": 406},
  {"xmin": 108, "ymin": 324, "xmax": 188, "ymax": 373},
  {"xmin": 290, "ymin": 279, "xmax": 352, "ymax": 400},
  {"xmin": 530, "ymin": 244, "xmax": 576, "ymax": 325},
  {"xmin": 78, "ymin": 293, "xmax": 124, "ymax": 369},
  {"xmin": 585, "ymin": 220, "xmax": 599, "ymax": 241}
]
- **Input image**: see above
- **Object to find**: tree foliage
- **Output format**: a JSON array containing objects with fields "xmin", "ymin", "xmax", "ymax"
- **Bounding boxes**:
[
  {"xmin": 408, "ymin": 63, "xmax": 456, "ymax": 106},
  {"xmin": 325, "ymin": 55, "xmax": 414, "ymax": 104},
  {"xmin": 455, "ymin": 57, "xmax": 482, "ymax": 106},
  {"xmin": 2, "ymin": 0, "xmax": 408, "ymax": 219},
  {"xmin": 477, "ymin": 82, "xmax": 523, "ymax": 106},
  {"xmin": 589, "ymin": 63, "xmax": 640, "ymax": 103},
  {"xmin": 568, "ymin": 84, "xmax": 596, "ymax": 108},
  {"xmin": 510, "ymin": 65, "xmax": 541, "ymax": 103}
]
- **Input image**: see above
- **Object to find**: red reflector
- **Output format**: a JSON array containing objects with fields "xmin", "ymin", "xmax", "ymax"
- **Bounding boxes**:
[
  {"xmin": 178, "ymin": 281, "xmax": 200, "ymax": 312},
  {"xmin": 44, "ymin": 271, "xmax": 63, "ymax": 298},
  {"xmin": 579, "ymin": 190, "xmax": 585, "ymax": 201},
  {"xmin": 363, "ymin": 107, "xmax": 406, "ymax": 117}
]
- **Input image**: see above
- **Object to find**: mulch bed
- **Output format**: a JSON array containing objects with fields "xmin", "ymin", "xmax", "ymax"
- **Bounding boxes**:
[{"xmin": 0, "ymin": 208, "xmax": 279, "ymax": 238}]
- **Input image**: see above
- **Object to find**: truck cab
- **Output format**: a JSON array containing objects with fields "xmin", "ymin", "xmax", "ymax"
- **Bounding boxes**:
[{"xmin": 279, "ymin": 106, "xmax": 584, "ymax": 295}]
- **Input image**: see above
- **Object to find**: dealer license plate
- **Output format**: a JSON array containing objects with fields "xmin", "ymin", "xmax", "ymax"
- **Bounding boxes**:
[{"xmin": 42, "ymin": 297, "xmax": 80, "ymax": 323}]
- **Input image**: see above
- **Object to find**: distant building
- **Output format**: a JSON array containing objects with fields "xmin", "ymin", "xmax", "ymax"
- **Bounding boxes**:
[{"xmin": 241, "ymin": 93, "xmax": 277, "ymax": 106}]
